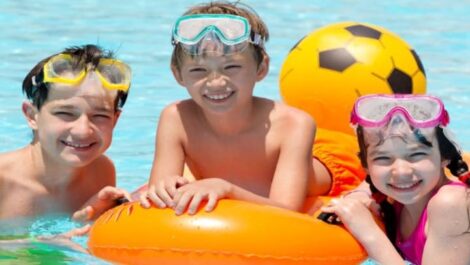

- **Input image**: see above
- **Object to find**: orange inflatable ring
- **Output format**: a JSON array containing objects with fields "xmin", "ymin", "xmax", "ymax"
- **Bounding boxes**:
[{"xmin": 88, "ymin": 197, "xmax": 368, "ymax": 265}]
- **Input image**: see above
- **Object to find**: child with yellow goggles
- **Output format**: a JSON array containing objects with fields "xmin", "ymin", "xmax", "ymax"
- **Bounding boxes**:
[{"xmin": 0, "ymin": 44, "xmax": 132, "ymax": 238}]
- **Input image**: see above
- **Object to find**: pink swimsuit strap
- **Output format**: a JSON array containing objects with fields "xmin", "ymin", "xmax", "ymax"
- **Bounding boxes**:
[{"xmin": 395, "ymin": 181, "xmax": 466, "ymax": 265}]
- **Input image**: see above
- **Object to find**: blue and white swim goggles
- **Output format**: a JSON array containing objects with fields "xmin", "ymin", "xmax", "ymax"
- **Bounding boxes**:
[{"xmin": 172, "ymin": 14, "xmax": 264, "ymax": 55}]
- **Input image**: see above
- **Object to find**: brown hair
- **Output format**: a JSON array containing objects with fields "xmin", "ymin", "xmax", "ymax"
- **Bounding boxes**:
[{"xmin": 171, "ymin": 1, "xmax": 269, "ymax": 71}]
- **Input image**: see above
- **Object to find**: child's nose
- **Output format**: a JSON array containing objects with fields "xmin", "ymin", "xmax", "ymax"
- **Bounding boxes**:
[
  {"xmin": 391, "ymin": 158, "xmax": 413, "ymax": 177},
  {"xmin": 70, "ymin": 115, "xmax": 94, "ymax": 137},
  {"xmin": 206, "ymin": 72, "xmax": 226, "ymax": 88}
]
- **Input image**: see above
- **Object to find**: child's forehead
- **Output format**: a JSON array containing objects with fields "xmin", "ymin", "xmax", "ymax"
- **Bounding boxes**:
[
  {"xmin": 365, "ymin": 128, "xmax": 436, "ymax": 152},
  {"xmin": 183, "ymin": 47, "xmax": 253, "ymax": 64},
  {"xmin": 45, "ymin": 75, "xmax": 117, "ymax": 109}
]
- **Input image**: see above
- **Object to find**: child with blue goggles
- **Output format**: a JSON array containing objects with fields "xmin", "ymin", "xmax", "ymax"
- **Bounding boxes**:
[{"xmin": 139, "ymin": 1, "xmax": 332, "ymax": 216}]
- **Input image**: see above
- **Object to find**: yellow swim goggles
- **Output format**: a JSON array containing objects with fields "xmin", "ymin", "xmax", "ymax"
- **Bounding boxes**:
[{"xmin": 42, "ymin": 53, "xmax": 131, "ymax": 92}]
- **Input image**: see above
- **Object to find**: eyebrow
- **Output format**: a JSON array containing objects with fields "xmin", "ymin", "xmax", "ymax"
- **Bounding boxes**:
[
  {"xmin": 368, "ymin": 144, "xmax": 430, "ymax": 157},
  {"xmin": 93, "ymin": 106, "xmax": 114, "ymax": 113},
  {"xmin": 368, "ymin": 149, "xmax": 388, "ymax": 157},
  {"xmin": 407, "ymin": 144, "xmax": 431, "ymax": 151},
  {"xmin": 51, "ymin": 105, "xmax": 77, "ymax": 110},
  {"xmin": 52, "ymin": 104, "xmax": 113, "ymax": 113}
]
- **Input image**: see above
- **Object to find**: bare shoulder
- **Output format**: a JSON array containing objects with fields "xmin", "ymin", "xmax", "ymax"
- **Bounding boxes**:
[
  {"xmin": 268, "ymin": 100, "xmax": 316, "ymax": 132},
  {"xmin": 428, "ymin": 183, "xmax": 470, "ymax": 235},
  {"xmin": 0, "ymin": 149, "xmax": 32, "ymax": 200},
  {"xmin": 158, "ymin": 100, "xmax": 200, "ymax": 143},
  {"xmin": 159, "ymin": 100, "xmax": 200, "ymax": 129},
  {"xmin": 0, "ymin": 148, "xmax": 30, "ymax": 178},
  {"xmin": 161, "ymin": 100, "xmax": 197, "ymax": 119},
  {"xmin": 0, "ymin": 150, "xmax": 17, "ymax": 170}
]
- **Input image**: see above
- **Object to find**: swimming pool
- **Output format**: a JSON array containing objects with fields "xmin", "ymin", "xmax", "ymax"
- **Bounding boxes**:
[{"xmin": 0, "ymin": 0, "xmax": 469, "ymax": 263}]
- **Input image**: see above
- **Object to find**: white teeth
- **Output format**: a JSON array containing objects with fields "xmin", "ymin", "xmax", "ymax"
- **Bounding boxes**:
[
  {"xmin": 205, "ymin": 91, "xmax": 232, "ymax": 100},
  {"xmin": 391, "ymin": 182, "xmax": 418, "ymax": 189},
  {"xmin": 63, "ymin": 141, "xmax": 92, "ymax": 148}
]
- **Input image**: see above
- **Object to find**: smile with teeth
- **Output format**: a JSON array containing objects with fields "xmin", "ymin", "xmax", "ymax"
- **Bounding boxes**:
[
  {"xmin": 203, "ymin": 88, "xmax": 234, "ymax": 101},
  {"xmin": 388, "ymin": 180, "xmax": 422, "ymax": 190},
  {"xmin": 62, "ymin": 140, "xmax": 94, "ymax": 149}
]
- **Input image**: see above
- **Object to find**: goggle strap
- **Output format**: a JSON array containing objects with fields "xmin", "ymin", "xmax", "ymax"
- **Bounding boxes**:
[
  {"xmin": 251, "ymin": 32, "xmax": 264, "ymax": 46},
  {"xmin": 32, "ymin": 76, "xmax": 38, "ymax": 87},
  {"xmin": 442, "ymin": 110, "xmax": 450, "ymax": 126},
  {"xmin": 459, "ymin": 172, "xmax": 470, "ymax": 186}
]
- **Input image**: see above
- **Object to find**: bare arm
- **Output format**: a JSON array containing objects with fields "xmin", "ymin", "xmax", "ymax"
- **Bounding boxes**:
[
  {"xmin": 322, "ymin": 198, "xmax": 405, "ymax": 265},
  {"xmin": 267, "ymin": 110, "xmax": 315, "ymax": 210},
  {"xmin": 309, "ymin": 158, "xmax": 332, "ymax": 195},
  {"xmin": 141, "ymin": 104, "xmax": 187, "ymax": 208},
  {"xmin": 422, "ymin": 185, "xmax": 470, "ymax": 265}
]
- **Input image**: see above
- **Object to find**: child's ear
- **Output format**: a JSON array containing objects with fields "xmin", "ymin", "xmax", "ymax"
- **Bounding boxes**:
[
  {"xmin": 113, "ymin": 110, "xmax": 122, "ymax": 127},
  {"xmin": 256, "ymin": 55, "xmax": 269, "ymax": 81},
  {"xmin": 441, "ymin": 159, "xmax": 450, "ymax": 168},
  {"xmin": 171, "ymin": 65, "xmax": 185, "ymax": 86},
  {"xmin": 22, "ymin": 101, "xmax": 39, "ymax": 130}
]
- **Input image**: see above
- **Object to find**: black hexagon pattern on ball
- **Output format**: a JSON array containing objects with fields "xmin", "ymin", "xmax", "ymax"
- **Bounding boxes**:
[
  {"xmin": 387, "ymin": 68, "xmax": 413, "ymax": 94},
  {"xmin": 319, "ymin": 48, "xmax": 356, "ymax": 72},
  {"xmin": 411, "ymin": 49, "xmax": 426, "ymax": 76},
  {"xmin": 345, "ymin": 24, "xmax": 382, "ymax": 39}
]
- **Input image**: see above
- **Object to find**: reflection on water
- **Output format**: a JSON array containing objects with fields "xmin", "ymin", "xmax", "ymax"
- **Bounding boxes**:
[
  {"xmin": 0, "ymin": 0, "xmax": 469, "ymax": 263},
  {"xmin": 0, "ymin": 215, "xmax": 109, "ymax": 264},
  {"xmin": 0, "ymin": 241, "xmax": 110, "ymax": 265}
]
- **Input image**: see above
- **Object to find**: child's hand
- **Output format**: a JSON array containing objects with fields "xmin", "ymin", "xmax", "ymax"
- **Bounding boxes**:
[
  {"xmin": 140, "ymin": 176, "xmax": 189, "ymax": 208},
  {"xmin": 342, "ymin": 190, "xmax": 381, "ymax": 216},
  {"xmin": 172, "ymin": 178, "xmax": 232, "ymax": 215},
  {"xmin": 72, "ymin": 186, "xmax": 131, "ymax": 222},
  {"xmin": 36, "ymin": 225, "xmax": 91, "ymax": 253},
  {"xmin": 321, "ymin": 197, "xmax": 379, "ymax": 241}
]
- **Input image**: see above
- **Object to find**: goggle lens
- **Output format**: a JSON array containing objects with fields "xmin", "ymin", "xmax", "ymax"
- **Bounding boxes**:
[{"xmin": 96, "ymin": 59, "xmax": 131, "ymax": 89}]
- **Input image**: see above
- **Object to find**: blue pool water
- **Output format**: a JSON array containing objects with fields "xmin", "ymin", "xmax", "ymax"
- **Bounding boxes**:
[{"xmin": 0, "ymin": 0, "xmax": 469, "ymax": 264}]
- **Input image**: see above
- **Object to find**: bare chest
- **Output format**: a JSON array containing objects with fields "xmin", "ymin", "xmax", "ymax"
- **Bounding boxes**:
[
  {"xmin": 184, "ymin": 134, "xmax": 280, "ymax": 196},
  {"xmin": 0, "ymin": 179, "xmax": 89, "ymax": 219}
]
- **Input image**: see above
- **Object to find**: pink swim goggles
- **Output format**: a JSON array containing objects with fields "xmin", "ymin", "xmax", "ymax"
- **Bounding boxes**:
[{"xmin": 350, "ymin": 94, "xmax": 449, "ymax": 128}]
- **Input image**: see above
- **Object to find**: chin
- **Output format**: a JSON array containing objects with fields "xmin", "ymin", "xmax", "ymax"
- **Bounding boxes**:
[
  {"xmin": 61, "ymin": 153, "xmax": 100, "ymax": 168},
  {"xmin": 390, "ymin": 193, "xmax": 426, "ymax": 206}
]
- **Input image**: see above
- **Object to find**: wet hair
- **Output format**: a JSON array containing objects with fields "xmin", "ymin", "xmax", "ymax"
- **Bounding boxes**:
[
  {"xmin": 170, "ymin": 1, "xmax": 269, "ymax": 71},
  {"xmin": 22, "ymin": 44, "xmax": 129, "ymax": 110},
  {"xmin": 357, "ymin": 125, "xmax": 470, "ymax": 241}
]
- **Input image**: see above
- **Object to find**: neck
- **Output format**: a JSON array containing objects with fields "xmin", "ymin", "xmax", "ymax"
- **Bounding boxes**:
[{"xmin": 199, "ymin": 99, "xmax": 256, "ymax": 136}]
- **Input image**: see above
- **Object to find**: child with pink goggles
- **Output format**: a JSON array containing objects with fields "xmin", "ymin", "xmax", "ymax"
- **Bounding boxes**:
[{"xmin": 350, "ymin": 94, "xmax": 449, "ymax": 128}]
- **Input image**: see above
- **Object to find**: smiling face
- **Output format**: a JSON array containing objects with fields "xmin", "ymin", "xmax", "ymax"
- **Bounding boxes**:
[
  {"xmin": 172, "ymin": 47, "xmax": 268, "ymax": 115},
  {"xmin": 27, "ymin": 71, "xmax": 120, "ymax": 167},
  {"xmin": 365, "ymin": 127, "xmax": 444, "ymax": 205}
]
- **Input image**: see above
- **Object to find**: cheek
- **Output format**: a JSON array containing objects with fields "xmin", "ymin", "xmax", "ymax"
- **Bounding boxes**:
[
  {"xmin": 36, "ymin": 116, "xmax": 63, "ymax": 138},
  {"xmin": 368, "ymin": 166, "xmax": 390, "ymax": 185},
  {"xmin": 95, "ymin": 121, "xmax": 115, "ymax": 139},
  {"xmin": 417, "ymin": 160, "xmax": 442, "ymax": 177}
]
